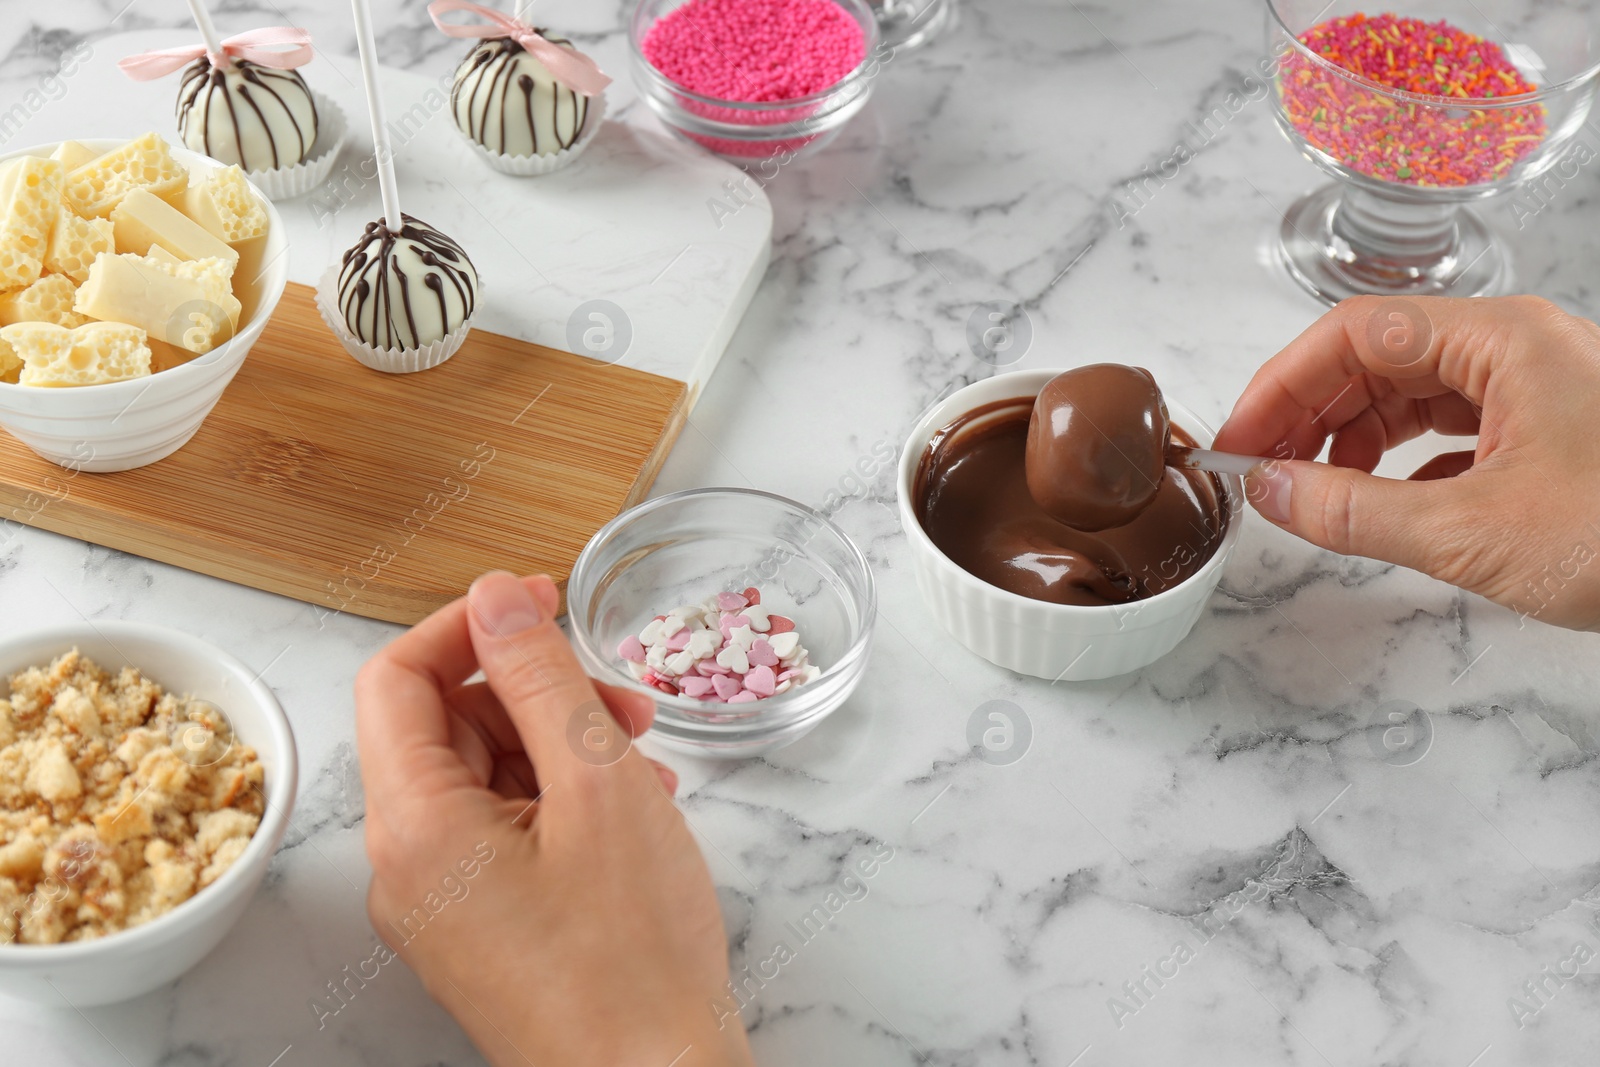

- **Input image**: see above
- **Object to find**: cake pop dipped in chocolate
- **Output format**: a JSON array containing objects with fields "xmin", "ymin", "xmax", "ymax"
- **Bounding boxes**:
[
  {"xmin": 320, "ymin": 0, "xmax": 480, "ymax": 371},
  {"xmin": 177, "ymin": 58, "xmax": 318, "ymax": 172},
  {"xmin": 429, "ymin": 1, "xmax": 611, "ymax": 159},
  {"xmin": 1025, "ymin": 364, "xmax": 1265, "ymax": 531},
  {"xmin": 118, "ymin": 2, "xmax": 319, "ymax": 173},
  {"xmin": 337, "ymin": 215, "xmax": 478, "ymax": 350}
]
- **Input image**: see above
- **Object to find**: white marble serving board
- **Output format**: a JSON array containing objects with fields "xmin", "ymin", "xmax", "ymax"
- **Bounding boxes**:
[{"xmin": 3, "ymin": 28, "xmax": 772, "ymax": 393}]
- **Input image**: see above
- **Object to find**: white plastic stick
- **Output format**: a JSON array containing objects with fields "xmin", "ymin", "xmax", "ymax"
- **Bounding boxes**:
[
  {"xmin": 1173, "ymin": 448, "xmax": 1260, "ymax": 478},
  {"xmin": 350, "ymin": 0, "xmax": 403, "ymax": 233},
  {"xmin": 513, "ymin": 0, "xmax": 536, "ymax": 22},
  {"xmin": 185, "ymin": 0, "xmax": 231, "ymax": 69}
]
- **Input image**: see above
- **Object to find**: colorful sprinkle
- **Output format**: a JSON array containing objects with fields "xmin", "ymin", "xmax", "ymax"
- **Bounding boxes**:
[
  {"xmin": 617, "ymin": 588, "xmax": 822, "ymax": 703},
  {"xmin": 641, "ymin": 0, "xmax": 866, "ymax": 102},
  {"xmin": 1280, "ymin": 12, "xmax": 1546, "ymax": 187}
]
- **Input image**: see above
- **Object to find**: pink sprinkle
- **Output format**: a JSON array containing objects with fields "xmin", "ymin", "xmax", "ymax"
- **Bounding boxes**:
[
  {"xmin": 695, "ymin": 659, "xmax": 731, "ymax": 677},
  {"xmin": 656, "ymin": 681, "xmax": 679, "ymax": 696},
  {"xmin": 719, "ymin": 614, "xmax": 750, "ymax": 637},
  {"xmin": 744, "ymin": 664, "xmax": 777, "ymax": 697},
  {"xmin": 777, "ymin": 668, "xmax": 801, "ymax": 681},
  {"xmin": 665, "ymin": 629, "xmax": 692, "ymax": 652},
  {"xmin": 681, "ymin": 676, "xmax": 714, "ymax": 698},
  {"xmin": 712, "ymin": 674, "xmax": 742, "ymax": 700},
  {"xmin": 641, "ymin": 0, "xmax": 866, "ymax": 103},
  {"xmin": 726, "ymin": 690, "xmax": 760, "ymax": 704},
  {"xmin": 742, "ymin": 586, "xmax": 761, "ymax": 605},
  {"xmin": 748, "ymin": 639, "xmax": 778, "ymax": 667},
  {"xmin": 717, "ymin": 591, "xmax": 749, "ymax": 611},
  {"xmin": 768, "ymin": 615, "xmax": 796, "ymax": 634},
  {"xmin": 617, "ymin": 635, "xmax": 646, "ymax": 663}
]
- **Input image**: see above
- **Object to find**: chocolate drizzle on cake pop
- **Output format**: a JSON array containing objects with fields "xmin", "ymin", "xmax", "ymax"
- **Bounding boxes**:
[
  {"xmin": 177, "ymin": 57, "xmax": 319, "ymax": 172},
  {"xmin": 450, "ymin": 36, "xmax": 589, "ymax": 157},
  {"xmin": 337, "ymin": 214, "xmax": 478, "ymax": 351}
]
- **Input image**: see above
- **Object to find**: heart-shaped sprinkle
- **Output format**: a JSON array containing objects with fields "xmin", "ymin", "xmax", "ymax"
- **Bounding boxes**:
[
  {"xmin": 768, "ymin": 631, "xmax": 799, "ymax": 659},
  {"xmin": 716, "ymin": 591, "xmax": 749, "ymax": 611},
  {"xmin": 680, "ymin": 676, "xmax": 714, "ymax": 698},
  {"xmin": 664, "ymin": 629, "xmax": 692, "ymax": 652},
  {"xmin": 744, "ymin": 665, "xmax": 776, "ymax": 697},
  {"xmin": 617, "ymin": 635, "xmax": 646, "ymax": 662},
  {"xmin": 767, "ymin": 615, "xmax": 795, "ymax": 634},
  {"xmin": 695, "ymin": 659, "xmax": 730, "ymax": 676},
  {"xmin": 639, "ymin": 619, "xmax": 665, "ymax": 645},
  {"xmin": 716, "ymin": 644, "xmax": 749, "ymax": 674},
  {"xmin": 741, "ymin": 586, "xmax": 761, "ymax": 605},
  {"xmin": 748, "ymin": 639, "xmax": 778, "ymax": 667},
  {"xmin": 726, "ymin": 690, "xmax": 759, "ymax": 704},
  {"xmin": 712, "ymin": 673, "xmax": 742, "ymax": 700},
  {"xmin": 742, "ymin": 605, "xmax": 771, "ymax": 632},
  {"xmin": 718, "ymin": 613, "xmax": 750, "ymax": 637}
]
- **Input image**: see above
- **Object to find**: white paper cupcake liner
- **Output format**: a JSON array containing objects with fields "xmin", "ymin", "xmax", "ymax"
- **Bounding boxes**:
[
  {"xmin": 245, "ymin": 93, "xmax": 349, "ymax": 201},
  {"xmin": 314, "ymin": 266, "xmax": 480, "ymax": 375},
  {"xmin": 454, "ymin": 92, "xmax": 606, "ymax": 177}
]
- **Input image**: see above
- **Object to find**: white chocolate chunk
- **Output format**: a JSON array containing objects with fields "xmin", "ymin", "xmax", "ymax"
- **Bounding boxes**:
[
  {"xmin": 0, "ymin": 342, "xmax": 20, "ymax": 383},
  {"xmin": 0, "ymin": 156, "xmax": 63, "ymax": 289},
  {"xmin": 111, "ymin": 188, "xmax": 239, "ymax": 268},
  {"xmin": 179, "ymin": 165, "xmax": 268, "ymax": 244},
  {"xmin": 75, "ymin": 252, "xmax": 239, "ymax": 354},
  {"xmin": 66, "ymin": 133, "xmax": 188, "ymax": 218},
  {"xmin": 50, "ymin": 141, "xmax": 100, "ymax": 171},
  {"xmin": 0, "ymin": 321, "xmax": 152, "ymax": 387},
  {"xmin": 44, "ymin": 208, "xmax": 115, "ymax": 284},
  {"xmin": 0, "ymin": 274, "xmax": 89, "ymax": 329}
]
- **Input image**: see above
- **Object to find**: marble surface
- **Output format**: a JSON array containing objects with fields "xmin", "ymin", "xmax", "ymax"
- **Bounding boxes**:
[{"xmin": 4, "ymin": 1, "xmax": 1600, "ymax": 1065}]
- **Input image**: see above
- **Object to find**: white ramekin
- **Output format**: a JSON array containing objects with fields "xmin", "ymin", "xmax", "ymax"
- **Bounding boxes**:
[
  {"xmin": 897, "ymin": 370, "xmax": 1245, "ymax": 681},
  {"xmin": 0, "ymin": 139, "xmax": 289, "ymax": 473},
  {"xmin": 0, "ymin": 622, "xmax": 298, "ymax": 1006}
]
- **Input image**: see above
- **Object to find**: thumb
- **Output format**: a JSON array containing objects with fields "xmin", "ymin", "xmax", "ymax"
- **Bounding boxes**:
[
  {"xmin": 1246, "ymin": 459, "xmax": 1470, "ymax": 576},
  {"xmin": 466, "ymin": 572, "xmax": 622, "ymax": 777}
]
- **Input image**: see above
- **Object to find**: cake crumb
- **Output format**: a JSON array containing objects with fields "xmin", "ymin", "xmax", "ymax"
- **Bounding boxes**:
[{"xmin": 0, "ymin": 649, "xmax": 264, "ymax": 944}]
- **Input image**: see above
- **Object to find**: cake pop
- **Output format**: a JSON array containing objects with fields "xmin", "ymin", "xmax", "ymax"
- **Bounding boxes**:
[
  {"xmin": 336, "ymin": 215, "xmax": 479, "ymax": 351},
  {"xmin": 429, "ymin": 1, "xmax": 610, "ymax": 165},
  {"xmin": 176, "ymin": 59, "xmax": 318, "ymax": 172}
]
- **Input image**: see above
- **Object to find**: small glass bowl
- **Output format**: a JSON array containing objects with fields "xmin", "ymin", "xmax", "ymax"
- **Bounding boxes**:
[
  {"xmin": 628, "ymin": 0, "xmax": 881, "ymax": 163},
  {"xmin": 567, "ymin": 488, "xmax": 877, "ymax": 758}
]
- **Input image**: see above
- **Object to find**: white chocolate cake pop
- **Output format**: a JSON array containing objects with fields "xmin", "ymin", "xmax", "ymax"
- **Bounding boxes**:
[
  {"xmin": 177, "ymin": 58, "xmax": 319, "ymax": 172},
  {"xmin": 336, "ymin": 215, "xmax": 478, "ymax": 351},
  {"xmin": 449, "ymin": 36, "xmax": 590, "ymax": 157}
]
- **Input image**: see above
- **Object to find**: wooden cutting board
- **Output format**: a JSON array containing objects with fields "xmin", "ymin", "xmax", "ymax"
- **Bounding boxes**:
[{"xmin": 0, "ymin": 283, "xmax": 687, "ymax": 625}]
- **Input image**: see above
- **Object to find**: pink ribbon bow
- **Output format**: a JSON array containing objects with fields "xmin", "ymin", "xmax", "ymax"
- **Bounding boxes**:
[
  {"xmin": 118, "ymin": 27, "xmax": 315, "ymax": 81},
  {"xmin": 427, "ymin": 0, "xmax": 611, "ymax": 97}
]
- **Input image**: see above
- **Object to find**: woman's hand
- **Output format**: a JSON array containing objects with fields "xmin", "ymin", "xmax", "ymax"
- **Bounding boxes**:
[
  {"xmin": 1215, "ymin": 295, "xmax": 1600, "ymax": 631},
  {"xmin": 354, "ymin": 572, "xmax": 755, "ymax": 1067}
]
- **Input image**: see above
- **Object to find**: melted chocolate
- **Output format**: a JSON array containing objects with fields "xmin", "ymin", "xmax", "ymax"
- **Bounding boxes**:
[
  {"xmin": 1026, "ymin": 364, "xmax": 1170, "ymax": 531},
  {"xmin": 338, "ymin": 214, "xmax": 478, "ymax": 350},
  {"xmin": 915, "ymin": 399, "xmax": 1225, "ymax": 607},
  {"xmin": 177, "ymin": 58, "xmax": 317, "ymax": 172}
]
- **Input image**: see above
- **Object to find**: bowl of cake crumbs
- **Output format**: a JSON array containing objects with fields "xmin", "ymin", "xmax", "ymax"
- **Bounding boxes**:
[{"xmin": 0, "ymin": 623, "xmax": 297, "ymax": 1005}]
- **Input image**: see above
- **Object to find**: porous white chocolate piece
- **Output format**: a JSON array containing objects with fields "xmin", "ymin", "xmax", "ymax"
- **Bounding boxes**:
[
  {"xmin": 0, "ymin": 274, "xmax": 90, "ymax": 329},
  {"xmin": 44, "ymin": 209, "xmax": 115, "ymax": 284},
  {"xmin": 75, "ymin": 252, "xmax": 239, "ymax": 355},
  {"xmin": 0, "ymin": 156, "xmax": 64, "ymax": 290},
  {"xmin": 49, "ymin": 140, "xmax": 100, "ymax": 171},
  {"xmin": 0, "ymin": 341, "xmax": 20, "ymax": 383},
  {"xmin": 0, "ymin": 321, "xmax": 151, "ymax": 387},
  {"xmin": 180, "ymin": 166, "xmax": 268, "ymax": 245},
  {"xmin": 65, "ymin": 133, "xmax": 188, "ymax": 219},
  {"xmin": 111, "ymin": 188, "xmax": 238, "ymax": 268}
]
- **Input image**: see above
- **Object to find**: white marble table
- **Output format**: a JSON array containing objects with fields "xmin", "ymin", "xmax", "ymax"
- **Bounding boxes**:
[{"xmin": 4, "ymin": 1, "xmax": 1599, "ymax": 1065}]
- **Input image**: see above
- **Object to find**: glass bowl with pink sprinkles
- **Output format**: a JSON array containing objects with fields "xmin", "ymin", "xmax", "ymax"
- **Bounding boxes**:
[
  {"xmin": 630, "ymin": 0, "xmax": 881, "ymax": 161},
  {"xmin": 567, "ymin": 488, "xmax": 876, "ymax": 758},
  {"xmin": 1264, "ymin": 1, "xmax": 1600, "ymax": 303}
]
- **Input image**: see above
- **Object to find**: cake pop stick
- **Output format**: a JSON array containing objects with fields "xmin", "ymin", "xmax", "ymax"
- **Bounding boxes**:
[
  {"xmin": 350, "ymin": 0, "xmax": 403, "ymax": 233},
  {"xmin": 183, "ymin": 0, "xmax": 233, "ymax": 70}
]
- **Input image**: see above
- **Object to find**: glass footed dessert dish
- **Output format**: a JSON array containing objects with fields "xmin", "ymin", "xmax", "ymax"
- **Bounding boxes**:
[{"xmin": 1265, "ymin": 0, "xmax": 1600, "ymax": 303}]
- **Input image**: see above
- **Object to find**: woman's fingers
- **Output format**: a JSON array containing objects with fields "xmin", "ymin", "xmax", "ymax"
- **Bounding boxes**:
[
  {"xmin": 1217, "ymin": 296, "xmax": 1523, "ymax": 458},
  {"xmin": 466, "ymin": 572, "xmax": 633, "ymax": 787},
  {"xmin": 596, "ymin": 681, "xmax": 658, "ymax": 738}
]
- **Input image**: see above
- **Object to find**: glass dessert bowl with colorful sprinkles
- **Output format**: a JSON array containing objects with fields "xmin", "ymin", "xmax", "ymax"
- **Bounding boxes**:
[
  {"xmin": 629, "ymin": 0, "xmax": 881, "ymax": 162},
  {"xmin": 1265, "ymin": 1, "xmax": 1600, "ymax": 303},
  {"xmin": 566, "ymin": 488, "xmax": 876, "ymax": 757}
]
